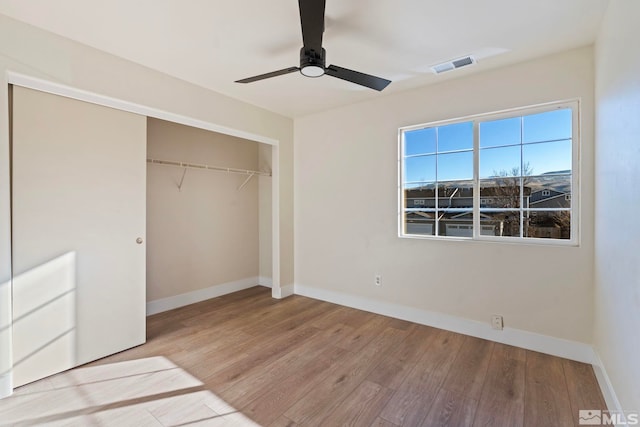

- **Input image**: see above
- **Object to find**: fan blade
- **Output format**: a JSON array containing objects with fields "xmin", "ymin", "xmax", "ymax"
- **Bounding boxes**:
[
  {"xmin": 325, "ymin": 65, "xmax": 391, "ymax": 91},
  {"xmin": 299, "ymin": 0, "xmax": 326, "ymax": 53},
  {"xmin": 235, "ymin": 67, "xmax": 299, "ymax": 83}
]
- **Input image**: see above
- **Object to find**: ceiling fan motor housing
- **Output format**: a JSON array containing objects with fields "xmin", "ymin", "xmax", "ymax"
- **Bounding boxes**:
[{"xmin": 300, "ymin": 47, "xmax": 326, "ymax": 77}]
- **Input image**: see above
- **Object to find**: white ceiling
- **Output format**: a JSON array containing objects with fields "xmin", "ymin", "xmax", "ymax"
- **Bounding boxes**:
[{"xmin": 0, "ymin": 0, "xmax": 609, "ymax": 118}]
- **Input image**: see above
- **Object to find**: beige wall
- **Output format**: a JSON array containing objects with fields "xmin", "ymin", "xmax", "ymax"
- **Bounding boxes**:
[
  {"xmin": 294, "ymin": 46, "xmax": 595, "ymax": 343},
  {"xmin": 0, "ymin": 14, "xmax": 293, "ymax": 397},
  {"xmin": 594, "ymin": 0, "xmax": 640, "ymax": 412},
  {"xmin": 147, "ymin": 119, "xmax": 262, "ymax": 301}
]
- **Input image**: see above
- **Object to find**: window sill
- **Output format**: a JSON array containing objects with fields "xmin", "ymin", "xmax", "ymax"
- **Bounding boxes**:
[{"xmin": 399, "ymin": 233, "xmax": 579, "ymax": 247}]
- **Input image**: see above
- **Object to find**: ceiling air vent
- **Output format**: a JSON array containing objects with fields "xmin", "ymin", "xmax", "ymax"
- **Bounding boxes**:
[{"xmin": 431, "ymin": 55, "xmax": 476, "ymax": 74}]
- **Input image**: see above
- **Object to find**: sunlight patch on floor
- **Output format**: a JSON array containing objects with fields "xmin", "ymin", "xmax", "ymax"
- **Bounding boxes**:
[{"xmin": 0, "ymin": 356, "xmax": 261, "ymax": 426}]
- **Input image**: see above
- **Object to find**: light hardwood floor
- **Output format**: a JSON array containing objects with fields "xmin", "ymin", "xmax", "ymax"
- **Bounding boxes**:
[{"xmin": 0, "ymin": 286, "xmax": 607, "ymax": 426}]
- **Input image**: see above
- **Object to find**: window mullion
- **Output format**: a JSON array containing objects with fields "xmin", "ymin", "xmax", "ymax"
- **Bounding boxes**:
[
  {"xmin": 399, "ymin": 130, "xmax": 404, "ymax": 237},
  {"xmin": 571, "ymin": 106, "xmax": 578, "ymax": 242},
  {"xmin": 520, "ymin": 116, "xmax": 524, "ymax": 238},
  {"xmin": 473, "ymin": 120, "xmax": 480, "ymax": 239},
  {"xmin": 434, "ymin": 128, "xmax": 439, "ymax": 236}
]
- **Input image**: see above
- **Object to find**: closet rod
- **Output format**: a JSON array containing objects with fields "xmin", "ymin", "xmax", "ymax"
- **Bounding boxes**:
[{"xmin": 147, "ymin": 158, "xmax": 271, "ymax": 177}]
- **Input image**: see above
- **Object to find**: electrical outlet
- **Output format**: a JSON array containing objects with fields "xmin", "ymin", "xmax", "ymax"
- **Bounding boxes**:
[
  {"xmin": 375, "ymin": 275, "xmax": 381, "ymax": 286},
  {"xmin": 491, "ymin": 315, "xmax": 504, "ymax": 330}
]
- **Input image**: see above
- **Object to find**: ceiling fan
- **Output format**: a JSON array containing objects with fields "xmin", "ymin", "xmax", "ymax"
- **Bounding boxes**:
[{"xmin": 235, "ymin": 0, "xmax": 391, "ymax": 91}]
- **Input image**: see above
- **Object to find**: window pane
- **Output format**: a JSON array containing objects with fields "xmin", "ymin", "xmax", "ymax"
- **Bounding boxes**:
[
  {"xmin": 437, "ymin": 151, "xmax": 472, "ymax": 181},
  {"xmin": 479, "ymin": 210, "xmax": 521, "ymax": 237},
  {"xmin": 405, "ymin": 127, "xmax": 436, "ymax": 156},
  {"xmin": 405, "ymin": 212, "xmax": 435, "ymax": 236},
  {"xmin": 525, "ymin": 211, "xmax": 570, "ymax": 239},
  {"xmin": 525, "ymin": 175, "xmax": 571, "ymax": 209},
  {"xmin": 404, "ymin": 155, "xmax": 435, "ymax": 183},
  {"xmin": 479, "ymin": 145, "xmax": 521, "ymax": 179},
  {"xmin": 479, "ymin": 117, "xmax": 521, "ymax": 148},
  {"xmin": 480, "ymin": 178, "xmax": 521, "ymax": 208},
  {"xmin": 404, "ymin": 182, "xmax": 429, "ymax": 190},
  {"xmin": 438, "ymin": 121, "xmax": 473, "ymax": 152},
  {"xmin": 439, "ymin": 211, "xmax": 473, "ymax": 237},
  {"xmin": 405, "ymin": 184, "xmax": 435, "ymax": 209},
  {"xmin": 523, "ymin": 140, "xmax": 572, "ymax": 175},
  {"xmin": 523, "ymin": 108, "xmax": 572, "ymax": 143},
  {"xmin": 437, "ymin": 180, "xmax": 473, "ymax": 209}
]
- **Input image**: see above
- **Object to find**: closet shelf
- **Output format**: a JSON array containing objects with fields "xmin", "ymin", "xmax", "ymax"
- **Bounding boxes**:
[{"xmin": 147, "ymin": 158, "xmax": 271, "ymax": 177}]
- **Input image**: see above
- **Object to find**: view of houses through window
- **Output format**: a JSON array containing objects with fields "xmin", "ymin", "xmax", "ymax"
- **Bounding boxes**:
[{"xmin": 401, "ymin": 102, "xmax": 576, "ymax": 242}]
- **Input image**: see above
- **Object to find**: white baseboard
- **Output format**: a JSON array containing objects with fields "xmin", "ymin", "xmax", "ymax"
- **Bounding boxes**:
[
  {"xmin": 258, "ymin": 276, "xmax": 273, "ymax": 288},
  {"xmin": 294, "ymin": 284, "xmax": 594, "ymax": 364},
  {"xmin": 591, "ymin": 350, "xmax": 625, "ymax": 417},
  {"xmin": 147, "ymin": 277, "xmax": 260, "ymax": 315},
  {"xmin": 272, "ymin": 284, "xmax": 295, "ymax": 299}
]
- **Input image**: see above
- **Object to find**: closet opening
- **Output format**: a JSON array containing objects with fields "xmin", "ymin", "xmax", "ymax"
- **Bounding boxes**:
[{"xmin": 146, "ymin": 118, "xmax": 274, "ymax": 315}]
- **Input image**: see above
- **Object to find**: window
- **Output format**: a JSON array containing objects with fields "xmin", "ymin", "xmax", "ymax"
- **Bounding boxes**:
[{"xmin": 400, "ymin": 101, "xmax": 577, "ymax": 244}]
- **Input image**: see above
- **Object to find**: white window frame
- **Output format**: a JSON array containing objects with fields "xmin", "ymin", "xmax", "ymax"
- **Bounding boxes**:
[{"xmin": 398, "ymin": 100, "xmax": 580, "ymax": 246}]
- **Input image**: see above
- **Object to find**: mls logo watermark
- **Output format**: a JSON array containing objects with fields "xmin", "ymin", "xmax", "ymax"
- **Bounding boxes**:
[
  {"xmin": 580, "ymin": 410, "xmax": 602, "ymax": 425},
  {"xmin": 579, "ymin": 409, "xmax": 639, "ymax": 425}
]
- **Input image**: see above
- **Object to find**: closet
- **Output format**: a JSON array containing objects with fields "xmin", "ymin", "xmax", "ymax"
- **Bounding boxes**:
[
  {"xmin": 10, "ymin": 86, "xmax": 272, "ymax": 388},
  {"xmin": 146, "ymin": 118, "xmax": 270, "ymax": 307}
]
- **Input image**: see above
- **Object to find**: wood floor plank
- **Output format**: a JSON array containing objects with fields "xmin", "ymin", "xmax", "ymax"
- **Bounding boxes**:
[
  {"xmin": 440, "ymin": 336, "xmax": 494, "ymax": 400},
  {"xmin": 237, "ymin": 296, "xmax": 327, "ymax": 336},
  {"xmin": 366, "ymin": 324, "xmax": 437, "ymax": 390},
  {"xmin": 310, "ymin": 305, "xmax": 378, "ymax": 330},
  {"xmin": 308, "ymin": 305, "xmax": 353, "ymax": 329},
  {"xmin": 202, "ymin": 325, "xmax": 321, "ymax": 390},
  {"xmin": 172, "ymin": 302, "xmax": 333, "ymax": 381},
  {"xmin": 146, "ymin": 286, "xmax": 266, "ymax": 329},
  {"xmin": 242, "ymin": 345, "xmax": 348, "ymax": 425},
  {"xmin": 563, "ymin": 359, "xmax": 608, "ymax": 421},
  {"xmin": 180, "ymin": 293, "xmax": 302, "ymax": 334},
  {"xmin": 143, "ymin": 294, "xmax": 277, "ymax": 353},
  {"xmin": 420, "ymin": 388, "xmax": 478, "ymax": 427},
  {"xmin": 166, "ymin": 329, "xmax": 255, "ymax": 378},
  {"xmin": 220, "ymin": 322, "xmax": 353, "ymax": 407},
  {"xmin": 147, "ymin": 390, "xmax": 220, "ymax": 426},
  {"xmin": 284, "ymin": 326, "xmax": 409, "ymax": 426},
  {"xmin": 472, "ymin": 343, "xmax": 526, "ymax": 427},
  {"xmin": 268, "ymin": 415, "xmax": 299, "ymax": 427},
  {"xmin": 379, "ymin": 329, "xmax": 465, "ymax": 426},
  {"xmin": 242, "ymin": 299, "xmax": 341, "ymax": 338},
  {"xmin": 386, "ymin": 318, "xmax": 414, "ymax": 331},
  {"xmin": 319, "ymin": 380, "xmax": 394, "ymax": 427},
  {"xmin": 524, "ymin": 351, "xmax": 574, "ymax": 427},
  {"xmin": 371, "ymin": 417, "xmax": 400, "ymax": 427},
  {"xmin": 175, "ymin": 286, "xmax": 276, "ymax": 328},
  {"xmin": 335, "ymin": 315, "xmax": 393, "ymax": 352}
]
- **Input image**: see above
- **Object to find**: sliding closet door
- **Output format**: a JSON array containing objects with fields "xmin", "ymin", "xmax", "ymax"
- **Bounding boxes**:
[{"xmin": 11, "ymin": 86, "xmax": 146, "ymax": 387}]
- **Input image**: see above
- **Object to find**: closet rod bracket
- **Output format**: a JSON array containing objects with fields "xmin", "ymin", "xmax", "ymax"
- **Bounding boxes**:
[
  {"xmin": 237, "ymin": 172, "xmax": 256, "ymax": 191},
  {"xmin": 177, "ymin": 168, "xmax": 188, "ymax": 192}
]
